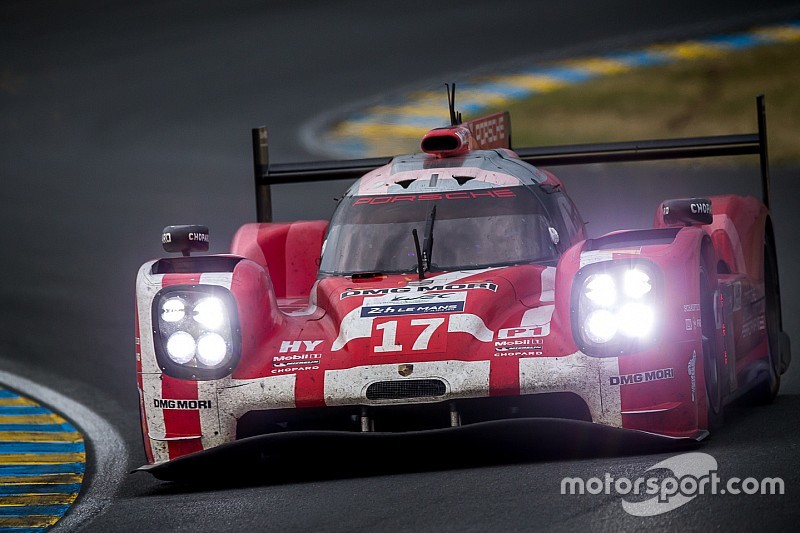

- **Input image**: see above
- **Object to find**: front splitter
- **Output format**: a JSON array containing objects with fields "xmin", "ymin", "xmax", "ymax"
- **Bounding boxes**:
[{"xmin": 137, "ymin": 418, "xmax": 706, "ymax": 482}]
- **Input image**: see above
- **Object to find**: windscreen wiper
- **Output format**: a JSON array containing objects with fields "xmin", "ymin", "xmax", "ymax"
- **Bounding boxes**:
[
  {"xmin": 412, "ymin": 229, "xmax": 424, "ymax": 281},
  {"xmin": 411, "ymin": 205, "xmax": 436, "ymax": 280},
  {"xmin": 422, "ymin": 205, "xmax": 436, "ymax": 272}
]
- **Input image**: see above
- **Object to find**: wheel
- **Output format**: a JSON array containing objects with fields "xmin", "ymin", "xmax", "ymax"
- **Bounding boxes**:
[
  {"xmin": 700, "ymin": 266, "xmax": 723, "ymax": 429},
  {"xmin": 748, "ymin": 236, "xmax": 782, "ymax": 404}
]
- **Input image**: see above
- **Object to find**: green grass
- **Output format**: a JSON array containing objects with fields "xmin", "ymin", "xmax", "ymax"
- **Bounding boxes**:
[{"xmin": 493, "ymin": 42, "xmax": 800, "ymax": 164}]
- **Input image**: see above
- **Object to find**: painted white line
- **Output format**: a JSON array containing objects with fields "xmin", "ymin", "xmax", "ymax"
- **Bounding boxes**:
[{"xmin": 0, "ymin": 369, "xmax": 128, "ymax": 531}]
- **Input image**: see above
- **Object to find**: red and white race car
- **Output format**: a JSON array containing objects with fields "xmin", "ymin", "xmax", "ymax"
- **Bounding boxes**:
[{"xmin": 135, "ymin": 92, "xmax": 790, "ymax": 478}]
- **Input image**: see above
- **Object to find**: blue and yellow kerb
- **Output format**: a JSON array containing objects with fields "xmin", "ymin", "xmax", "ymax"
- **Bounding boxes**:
[
  {"xmin": 322, "ymin": 20, "xmax": 800, "ymax": 158},
  {"xmin": 0, "ymin": 387, "xmax": 84, "ymax": 532}
]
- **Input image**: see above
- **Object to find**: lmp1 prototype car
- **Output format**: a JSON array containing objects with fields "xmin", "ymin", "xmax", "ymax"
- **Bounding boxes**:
[{"xmin": 135, "ymin": 91, "xmax": 789, "ymax": 476}]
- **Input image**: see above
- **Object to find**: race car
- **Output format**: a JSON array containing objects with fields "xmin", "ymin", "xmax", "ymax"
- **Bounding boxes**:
[{"xmin": 135, "ymin": 91, "xmax": 790, "ymax": 477}]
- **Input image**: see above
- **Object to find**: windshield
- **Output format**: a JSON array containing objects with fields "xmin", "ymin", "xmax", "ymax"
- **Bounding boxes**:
[{"xmin": 319, "ymin": 186, "xmax": 558, "ymax": 275}]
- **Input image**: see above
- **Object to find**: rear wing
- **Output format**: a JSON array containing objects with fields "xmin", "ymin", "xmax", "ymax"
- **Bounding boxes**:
[{"xmin": 252, "ymin": 95, "xmax": 770, "ymax": 222}]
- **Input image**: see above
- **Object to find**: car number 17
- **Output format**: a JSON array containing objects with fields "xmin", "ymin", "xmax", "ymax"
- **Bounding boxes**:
[{"xmin": 372, "ymin": 317, "xmax": 446, "ymax": 353}]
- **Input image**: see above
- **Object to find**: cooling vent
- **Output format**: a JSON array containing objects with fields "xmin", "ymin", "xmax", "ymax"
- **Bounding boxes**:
[{"xmin": 366, "ymin": 379, "xmax": 446, "ymax": 400}]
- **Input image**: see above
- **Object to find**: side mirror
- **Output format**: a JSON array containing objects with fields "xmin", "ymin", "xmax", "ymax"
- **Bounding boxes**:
[
  {"xmin": 659, "ymin": 198, "xmax": 713, "ymax": 227},
  {"xmin": 162, "ymin": 225, "xmax": 209, "ymax": 256}
]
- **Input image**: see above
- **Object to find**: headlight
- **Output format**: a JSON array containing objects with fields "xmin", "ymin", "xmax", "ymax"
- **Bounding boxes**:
[
  {"xmin": 618, "ymin": 303, "xmax": 654, "ymax": 338},
  {"xmin": 623, "ymin": 269, "xmax": 652, "ymax": 299},
  {"xmin": 196, "ymin": 333, "xmax": 228, "ymax": 366},
  {"xmin": 166, "ymin": 331, "xmax": 196, "ymax": 364},
  {"xmin": 585, "ymin": 274, "xmax": 616, "ymax": 307},
  {"xmin": 161, "ymin": 298, "xmax": 186, "ymax": 323},
  {"xmin": 152, "ymin": 286, "xmax": 241, "ymax": 380},
  {"xmin": 585, "ymin": 309, "xmax": 618, "ymax": 344},
  {"xmin": 193, "ymin": 297, "xmax": 226, "ymax": 330},
  {"xmin": 572, "ymin": 261, "xmax": 660, "ymax": 357}
]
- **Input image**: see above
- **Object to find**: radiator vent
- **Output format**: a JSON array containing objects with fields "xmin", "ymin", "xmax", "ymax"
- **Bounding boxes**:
[{"xmin": 366, "ymin": 379, "xmax": 446, "ymax": 400}]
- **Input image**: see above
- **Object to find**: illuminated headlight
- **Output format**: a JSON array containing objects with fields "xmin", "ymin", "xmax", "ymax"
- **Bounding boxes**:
[
  {"xmin": 196, "ymin": 333, "xmax": 228, "ymax": 366},
  {"xmin": 193, "ymin": 297, "xmax": 226, "ymax": 330},
  {"xmin": 585, "ymin": 309, "xmax": 618, "ymax": 344},
  {"xmin": 152, "ymin": 286, "xmax": 241, "ymax": 380},
  {"xmin": 572, "ymin": 261, "xmax": 660, "ymax": 357},
  {"xmin": 166, "ymin": 331, "xmax": 196, "ymax": 363},
  {"xmin": 618, "ymin": 303, "xmax": 654, "ymax": 338},
  {"xmin": 585, "ymin": 274, "xmax": 616, "ymax": 307},
  {"xmin": 161, "ymin": 298, "xmax": 186, "ymax": 323},
  {"xmin": 623, "ymin": 269, "xmax": 652, "ymax": 299}
]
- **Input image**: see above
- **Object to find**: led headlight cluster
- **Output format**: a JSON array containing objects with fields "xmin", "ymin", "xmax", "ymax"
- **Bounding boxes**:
[
  {"xmin": 152, "ymin": 286, "xmax": 241, "ymax": 380},
  {"xmin": 572, "ymin": 261, "xmax": 661, "ymax": 357}
]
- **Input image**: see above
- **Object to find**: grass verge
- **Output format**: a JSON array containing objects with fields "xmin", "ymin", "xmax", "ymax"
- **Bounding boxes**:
[{"xmin": 496, "ymin": 42, "xmax": 800, "ymax": 164}]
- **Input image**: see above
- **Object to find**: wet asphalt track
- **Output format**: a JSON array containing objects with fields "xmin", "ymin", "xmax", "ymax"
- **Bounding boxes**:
[{"xmin": 2, "ymin": 1, "xmax": 800, "ymax": 530}]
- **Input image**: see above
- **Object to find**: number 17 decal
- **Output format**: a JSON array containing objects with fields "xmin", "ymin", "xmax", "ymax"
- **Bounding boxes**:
[{"xmin": 372, "ymin": 317, "xmax": 447, "ymax": 354}]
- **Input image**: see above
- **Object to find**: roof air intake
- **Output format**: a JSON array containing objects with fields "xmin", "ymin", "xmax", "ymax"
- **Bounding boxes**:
[{"xmin": 420, "ymin": 125, "xmax": 471, "ymax": 157}]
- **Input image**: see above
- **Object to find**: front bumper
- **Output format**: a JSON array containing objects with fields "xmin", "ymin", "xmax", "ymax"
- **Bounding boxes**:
[{"xmin": 141, "ymin": 352, "xmax": 630, "ymax": 464}]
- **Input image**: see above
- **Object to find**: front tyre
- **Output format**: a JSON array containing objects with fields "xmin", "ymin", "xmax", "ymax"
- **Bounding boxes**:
[
  {"xmin": 748, "ymin": 236, "xmax": 783, "ymax": 404},
  {"xmin": 701, "ymin": 266, "xmax": 723, "ymax": 430}
]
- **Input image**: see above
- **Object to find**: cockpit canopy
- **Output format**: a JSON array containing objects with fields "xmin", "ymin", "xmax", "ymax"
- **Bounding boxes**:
[
  {"xmin": 318, "ymin": 147, "xmax": 587, "ymax": 276},
  {"xmin": 320, "ymin": 185, "xmax": 561, "ymax": 275}
]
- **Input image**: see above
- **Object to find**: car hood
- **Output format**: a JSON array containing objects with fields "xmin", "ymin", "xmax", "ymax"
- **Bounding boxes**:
[{"xmin": 311, "ymin": 264, "xmax": 558, "ymax": 357}]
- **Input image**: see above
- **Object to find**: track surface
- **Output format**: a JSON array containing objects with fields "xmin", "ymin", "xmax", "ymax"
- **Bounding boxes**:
[{"xmin": 2, "ymin": 1, "xmax": 800, "ymax": 530}]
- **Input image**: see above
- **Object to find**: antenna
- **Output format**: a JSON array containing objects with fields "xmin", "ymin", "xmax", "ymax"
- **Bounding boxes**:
[{"xmin": 446, "ymin": 83, "xmax": 462, "ymax": 126}]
